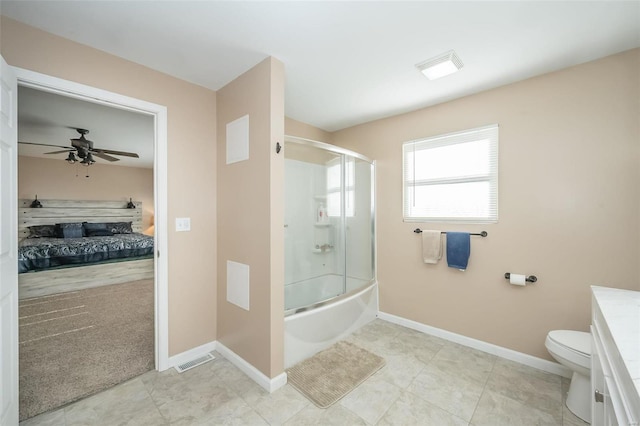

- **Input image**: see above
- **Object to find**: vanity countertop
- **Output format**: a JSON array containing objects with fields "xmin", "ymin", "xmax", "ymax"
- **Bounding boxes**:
[{"xmin": 591, "ymin": 286, "xmax": 640, "ymax": 403}]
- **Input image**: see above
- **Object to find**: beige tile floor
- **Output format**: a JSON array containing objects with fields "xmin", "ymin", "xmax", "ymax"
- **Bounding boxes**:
[{"xmin": 21, "ymin": 319, "xmax": 588, "ymax": 426}]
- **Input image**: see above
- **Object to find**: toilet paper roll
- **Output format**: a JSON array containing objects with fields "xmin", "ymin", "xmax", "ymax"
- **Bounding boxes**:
[{"xmin": 509, "ymin": 274, "xmax": 527, "ymax": 286}]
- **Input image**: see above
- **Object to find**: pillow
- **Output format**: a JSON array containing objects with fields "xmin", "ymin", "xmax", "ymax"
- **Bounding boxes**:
[
  {"xmin": 86, "ymin": 229, "xmax": 114, "ymax": 237},
  {"xmin": 27, "ymin": 225, "xmax": 58, "ymax": 238},
  {"xmin": 83, "ymin": 222, "xmax": 107, "ymax": 231},
  {"xmin": 57, "ymin": 222, "xmax": 84, "ymax": 238},
  {"xmin": 106, "ymin": 221, "xmax": 133, "ymax": 234}
]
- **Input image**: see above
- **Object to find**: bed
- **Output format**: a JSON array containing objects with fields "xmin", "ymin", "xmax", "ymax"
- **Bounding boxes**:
[{"xmin": 18, "ymin": 199, "xmax": 155, "ymax": 299}]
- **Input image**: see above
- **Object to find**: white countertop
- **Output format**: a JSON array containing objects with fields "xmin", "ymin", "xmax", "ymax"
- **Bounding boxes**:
[{"xmin": 592, "ymin": 286, "xmax": 640, "ymax": 401}]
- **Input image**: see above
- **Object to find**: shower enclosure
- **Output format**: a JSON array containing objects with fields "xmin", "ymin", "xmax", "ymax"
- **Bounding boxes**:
[
  {"xmin": 284, "ymin": 136, "xmax": 377, "ymax": 366},
  {"xmin": 284, "ymin": 137, "xmax": 378, "ymax": 368}
]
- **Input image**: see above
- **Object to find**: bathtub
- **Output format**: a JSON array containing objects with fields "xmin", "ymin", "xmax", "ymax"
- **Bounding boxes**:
[{"xmin": 284, "ymin": 279, "xmax": 378, "ymax": 368}]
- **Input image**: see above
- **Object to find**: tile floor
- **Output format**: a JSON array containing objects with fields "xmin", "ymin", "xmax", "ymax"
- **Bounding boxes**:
[{"xmin": 21, "ymin": 319, "xmax": 588, "ymax": 426}]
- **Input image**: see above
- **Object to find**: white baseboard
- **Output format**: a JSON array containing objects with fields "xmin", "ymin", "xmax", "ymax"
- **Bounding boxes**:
[
  {"xmin": 167, "ymin": 341, "xmax": 218, "ymax": 371},
  {"xmin": 377, "ymin": 311, "xmax": 572, "ymax": 378},
  {"xmin": 216, "ymin": 342, "xmax": 287, "ymax": 393}
]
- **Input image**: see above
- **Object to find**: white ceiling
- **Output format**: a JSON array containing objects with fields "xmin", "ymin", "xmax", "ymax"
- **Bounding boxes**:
[
  {"xmin": 17, "ymin": 86, "xmax": 154, "ymax": 168},
  {"xmin": 3, "ymin": 1, "xmax": 639, "ymax": 134}
]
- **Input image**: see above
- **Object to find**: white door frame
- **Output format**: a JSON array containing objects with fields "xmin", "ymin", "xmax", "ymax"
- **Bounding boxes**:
[
  {"xmin": 13, "ymin": 67, "xmax": 170, "ymax": 371},
  {"xmin": 1, "ymin": 54, "xmax": 19, "ymax": 426}
]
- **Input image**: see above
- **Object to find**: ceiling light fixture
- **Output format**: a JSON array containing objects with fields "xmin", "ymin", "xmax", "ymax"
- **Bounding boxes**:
[
  {"xmin": 65, "ymin": 152, "xmax": 77, "ymax": 164},
  {"xmin": 80, "ymin": 152, "xmax": 95, "ymax": 166},
  {"xmin": 416, "ymin": 50, "xmax": 463, "ymax": 80}
]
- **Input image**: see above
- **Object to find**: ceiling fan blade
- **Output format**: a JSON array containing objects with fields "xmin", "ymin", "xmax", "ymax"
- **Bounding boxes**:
[
  {"xmin": 44, "ymin": 149, "xmax": 74, "ymax": 155},
  {"xmin": 19, "ymin": 141, "xmax": 71, "ymax": 150},
  {"xmin": 92, "ymin": 152, "xmax": 120, "ymax": 162},
  {"xmin": 93, "ymin": 148, "xmax": 139, "ymax": 158}
]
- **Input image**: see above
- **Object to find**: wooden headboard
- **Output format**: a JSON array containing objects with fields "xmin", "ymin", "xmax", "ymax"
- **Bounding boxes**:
[{"xmin": 19, "ymin": 199, "xmax": 143, "ymax": 239}]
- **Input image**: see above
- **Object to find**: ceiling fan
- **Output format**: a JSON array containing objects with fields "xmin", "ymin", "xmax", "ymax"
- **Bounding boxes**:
[{"xmin": 19, "ymin": 128, "xmax": 140, "ymax": 165}]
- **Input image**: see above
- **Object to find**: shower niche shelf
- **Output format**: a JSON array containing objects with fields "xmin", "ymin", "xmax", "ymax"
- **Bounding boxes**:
[
  {"xmin": 311, "ymin": 248, "xmax": 333, "ymax": 254},
  {"xmin": 314, "ymin": 222, "xmax": 331, "ymax": 227}
]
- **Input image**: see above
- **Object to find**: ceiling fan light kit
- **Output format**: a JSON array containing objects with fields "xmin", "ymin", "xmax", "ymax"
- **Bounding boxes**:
[
  {"xmin": 18, "ymin": 128, "xmax": 140, "ymax": 167},
  {"xmin": 66, "ymin": 152, "xmax": 78, "ymax": 164},
  {"xmin": 80, "ymin": 152, "xmax": 96, "ymax": 166}
]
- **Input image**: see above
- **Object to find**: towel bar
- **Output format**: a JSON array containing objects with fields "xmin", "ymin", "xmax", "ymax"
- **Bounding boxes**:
[{"xmin": 413, "ymin": 229, "xmax": 487, "ymax": 237}]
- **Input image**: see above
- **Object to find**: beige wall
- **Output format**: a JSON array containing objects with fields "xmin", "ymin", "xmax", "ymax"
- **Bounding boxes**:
[
  {"xmin": 285, "ymin": 117, "xmax": 332, "ymax": 143},
  {"xmin": 2, "ymin": 17, "xmax": 218, "ymax": 356},
  {"xmin": 332, "ymin": 49, "xmax": 640, "ymax": 360},
  {"xmin": 18, "ymin": 156, "xmax": 154, "ymax": 231},
  {"xmin": 217, "ymin": 57, "xmax": 285, "ymax": 378}
]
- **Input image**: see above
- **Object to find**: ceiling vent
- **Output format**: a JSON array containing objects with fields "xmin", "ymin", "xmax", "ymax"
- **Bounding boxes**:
[{"xmin": 416, "ymin": 50, "xmax": 464, "ymax": 80}]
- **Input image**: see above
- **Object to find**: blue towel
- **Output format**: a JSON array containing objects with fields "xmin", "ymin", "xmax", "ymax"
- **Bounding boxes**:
[{"xmin": 446, "ymin": 232, "xmax": 471, "ymax": 270}]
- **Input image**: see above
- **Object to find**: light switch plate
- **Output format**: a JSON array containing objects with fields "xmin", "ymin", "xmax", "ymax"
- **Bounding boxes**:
[{"xmin": 176, "ymin": 217, "xmax": 191, "ymax": 232}]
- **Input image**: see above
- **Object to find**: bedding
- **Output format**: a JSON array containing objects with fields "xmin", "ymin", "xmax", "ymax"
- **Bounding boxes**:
[
  {"xmin": 106, "ymin": 222, "xmax": 133, "ymax": 234},
  {"xmin": 18, "ymin": 232, "xmax": 154, "ymax": 273},
  {"xmin": 58, "ymin": 222, "xmax": 84, "ymax": 238},
  {"xmin": 27, "ymin": 225, "xmax": 58, "ymax": 238}
]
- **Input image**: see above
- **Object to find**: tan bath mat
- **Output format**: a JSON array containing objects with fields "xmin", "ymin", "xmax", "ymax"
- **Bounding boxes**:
[{"xmin": 286, "ymin": 340, "xmax": 386, "ymax": 408}]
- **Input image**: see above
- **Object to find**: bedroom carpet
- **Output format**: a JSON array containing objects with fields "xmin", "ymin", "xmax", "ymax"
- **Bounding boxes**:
[
  {"xmin": 18, "ymin": 279, "xmax": 154, "ymax": 421},
  {"xmin": 286, "ymin": 340, "xmax": 386, "ymax": 408}
]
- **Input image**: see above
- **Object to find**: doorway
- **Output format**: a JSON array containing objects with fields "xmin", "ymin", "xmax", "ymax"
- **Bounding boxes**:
[{"xmin": 13, "ymin": 67, "xmax": 169, "ymax": 418}]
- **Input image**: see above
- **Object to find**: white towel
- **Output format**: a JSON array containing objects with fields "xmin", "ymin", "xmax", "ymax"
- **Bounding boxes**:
[{"xmin": 422, "ymin": 230, "xmax": 442, "ymax": 264}]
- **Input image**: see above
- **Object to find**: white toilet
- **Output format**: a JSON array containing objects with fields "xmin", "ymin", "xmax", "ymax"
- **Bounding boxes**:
[{"xmin": 545, "ymin": 330, "xmax": 591, "ymax": 423}]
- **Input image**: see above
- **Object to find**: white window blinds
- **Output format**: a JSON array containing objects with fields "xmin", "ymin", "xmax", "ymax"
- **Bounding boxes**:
[
  {"xmin": 326, "ymin": 157, "xmax": 355, "ymax": 217},
  {"xmin": 403, "ymin": 124, "xmax": 498, "ymax": 223}
]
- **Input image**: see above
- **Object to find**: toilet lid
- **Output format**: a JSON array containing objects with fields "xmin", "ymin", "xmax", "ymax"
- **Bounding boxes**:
[{"xmin": 548, "ymin": 330, "xmax": 591, "ymax": 356}]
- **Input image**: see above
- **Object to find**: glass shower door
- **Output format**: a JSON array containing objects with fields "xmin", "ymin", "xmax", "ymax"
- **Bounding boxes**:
[
  {"xmin": 284, "ymin": 142, "xmax": 346, "ymax": 311},
  {"xmin": 345, "ymin": 157, "xmax": 374, "ymax": 292}
]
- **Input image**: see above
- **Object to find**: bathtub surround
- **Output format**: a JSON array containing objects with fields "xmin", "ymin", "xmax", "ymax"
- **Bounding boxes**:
[{"xmin": 283, "ymin": 138, "xmax": 375, "ymax": 312}]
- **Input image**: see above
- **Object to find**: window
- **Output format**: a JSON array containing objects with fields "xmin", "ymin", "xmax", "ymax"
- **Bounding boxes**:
[
  {"xmin": 403, "ymin": 124, "xmax": 498, "ymax": 223},
  {"xmin": 326, "ymin": 157, "xmax": 355, "ymax": 217}
]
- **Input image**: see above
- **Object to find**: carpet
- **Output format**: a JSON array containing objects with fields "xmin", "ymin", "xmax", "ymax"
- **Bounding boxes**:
[
  {"xmin": 286, "ymin": 341, "xmax": 386, "ymax": 408},
  {"xmin": 19, "ymin": 279, "xmax": 154, "ymax": 421}
]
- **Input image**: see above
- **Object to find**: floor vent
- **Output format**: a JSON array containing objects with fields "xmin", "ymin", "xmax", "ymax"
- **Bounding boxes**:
[{"xmin": 174, "ymin": 353, "xmax": 215, "ymax": 373}]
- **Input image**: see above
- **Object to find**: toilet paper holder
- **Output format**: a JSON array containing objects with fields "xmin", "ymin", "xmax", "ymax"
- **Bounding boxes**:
[{"xmin": 504, "ymin": 273, "xmax": 537, "ymax": 283}]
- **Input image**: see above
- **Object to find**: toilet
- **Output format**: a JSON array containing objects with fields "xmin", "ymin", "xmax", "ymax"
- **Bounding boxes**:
[{"xmin": 545, "ymin": 330, "xmax": 591, "ymax": 423}]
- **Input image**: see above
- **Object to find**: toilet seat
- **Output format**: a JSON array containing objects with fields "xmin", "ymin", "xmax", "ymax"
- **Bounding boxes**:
[{"xmin": 545, "ymin": 330, "xmax": 591, "ymax": 371}]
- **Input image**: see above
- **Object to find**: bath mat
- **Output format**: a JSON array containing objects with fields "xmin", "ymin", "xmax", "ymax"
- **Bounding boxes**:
[{"xmin": 286, "ymin": 340, "xmax": 385, "ymax": 408}]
